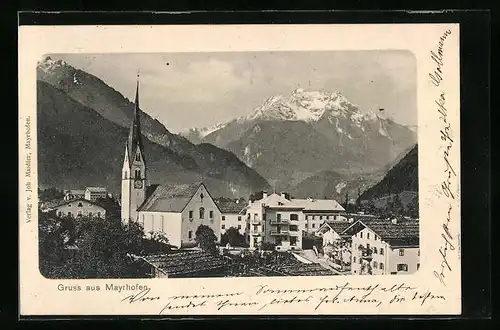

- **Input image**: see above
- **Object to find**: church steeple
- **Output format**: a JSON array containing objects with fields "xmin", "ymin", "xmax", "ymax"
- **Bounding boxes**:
[
  {"xmin": 122, "ymin": 74, "xmax": 147, "ymax": 225},
  {"xmin": 127, "ymin": 74, "xmax": 145, "ymax": 168}
]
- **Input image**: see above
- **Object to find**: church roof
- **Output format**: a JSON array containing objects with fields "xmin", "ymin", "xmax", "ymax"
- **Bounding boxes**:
[
  {"xmin": 137, "ymin": 182, "xmax": 204, "ymax": 213},
  {"xmin": 127, "ymin": 77, "xmax": 145, "ymax": 166}
]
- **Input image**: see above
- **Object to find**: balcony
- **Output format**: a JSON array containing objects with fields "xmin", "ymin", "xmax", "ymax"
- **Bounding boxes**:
[
  {"xmin": 270, "ymin": 230, "xmax": 289, "ymax": 236},
  {"xmin": 270, "ymin": 219, "xmax": 289, "ymax": 225}
]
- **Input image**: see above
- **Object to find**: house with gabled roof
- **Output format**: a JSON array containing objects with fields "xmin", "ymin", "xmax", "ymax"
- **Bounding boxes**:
[
  {"xmin": 341, "ymin": 218, "xmax": 420, "ymax": 275},
  {"xmin": 214, "ymin": 198, "xmax": 247, "ymax": 235},
  {"xmin": 136, "ymin": 182, "xmax": 222, "ymax": 248},
  {"xmin": 44, "ymin": 198, "xmax": 107, "ymax": 219}
]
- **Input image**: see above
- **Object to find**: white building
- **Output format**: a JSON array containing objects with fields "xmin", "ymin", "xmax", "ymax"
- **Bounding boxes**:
[
  {"xmin": 49, "ymin": 198, "xmax": 106, "ymax": 219},
  {"xmin": 342, "ymin": 219, "xmax": 419, "ymax": 275},
  {"xmin": 245, "ymin": 192, "xmax": 345, "ymax": 251},
  {"xmin": 215, "ymin": 199, "xmax": 246, "ymax": 235},
  {"xmin": 137, "ymin": 183, "xmax": 222, "ymax": 248},
  {"xmin": 84, "ymin": 187, "xmax": 108, "ymax": 201},
  {"xmin": 315, "ymin": 221, "xmax": 352, "ymax": 265}
]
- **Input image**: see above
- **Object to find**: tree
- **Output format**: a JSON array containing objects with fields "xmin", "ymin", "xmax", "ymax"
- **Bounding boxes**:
[
  {"xmin": 39, "ymin": 212, "xmax": 145, "ymax": 279},
  {"xmin": 220, "ymin": 227, "xmax": 245, "ymax": 247},
  {"xmin": 195, "ymin": 225, "xmax": 218, "ymax": 255},
  {"xmin": 38, "ymin": 187, "xmax": 65, "ymax": 202}
]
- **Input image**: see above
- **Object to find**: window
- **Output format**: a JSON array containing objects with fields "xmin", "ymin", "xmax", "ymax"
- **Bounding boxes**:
[
  {"xmin": 200, "ymin": 193, "xmax": 204, "ymax": 202},
  {"xmin": 124, "ymin": 170, "xmax": 128, "ymax": 179},
  {"xmin": 397, "ymin": 264, "xmax": 408, "ymax": 272},
  {"xmin": 367, "ymin": 243, "xmax": 370, "ymax": 250},
  {"xmin": 254, "ymin": 213, "xmax": 258, "ymax": 220},
  {"xmin": 222, "ymin": 215, "xmax": 225, "ymax": 221},
  {"xmin": 290, "ymin": 236, "xmax": 297, "ymax": 246},
  {"xmin": 253, "ymin": 225, "xmax": 258, "ymax": 231},
  {"xmin": 290, "ymin": 214, "xmax": 298, "ymax": 220},
  {"xmin": 375, "ymin": 235, "xmax": 378, "ymax": 241},
  {"xmin": 312, "ymin": 223, "xmax": 316, "ymax": 228},
  {"xmin": 188, "ymin": 231, "xmax": 193, "ymax": 239},
  {"xmin": 359, "ymin": 258, "xmax": 362, "ymax": 264},
  {"xmin": 277, "ymin": 214, "xmax": 281, "ymax": 221},
  {"xmin": 161, "ymin": 215, "xmax": 164, "ymax": 231},
  {"xmin": 199, "ymin": 207, "xmax": 205, "ymax": 219},
  {"xmin": 305, "ymin": 223, "xmax": 308, "ymax": 228},
  {"xmin": 380, "ymin": 263, "xmax": 384, "ymax": 270},
  {"xmin": 373, "ymin": 261, "xmax": 378, "ymax": 268},
  {"xmin": 353, "ymin": 256, "xmax": 356, "ymax": 263},
  {"xmin": 418, "ymin": 249, "xmax": 420, "ymax": 256},
  {"xmin": 238, "ymin": 225, "xmax": 242, "ymax": 230},
  {"xmin": 135, "ymin": 169, "xmax": 141, "ymax": 178},
  {"xmin": 68, "ymin": 204, "xmax": 72, "ymax": 207},
  {"xmin": 263, "ymin": 214, "xmax": 266, "ymax": 220},
  {"xmin": 68, "ymin": 211, "xmax": 72, "ymax": 217},
  {"xmin": 58, "ymin": 211, "xmax": 62, "ymax": 216},
  {"xmin": 399, "ymin": 249, "xmax": 405, "ymax": 256},
  {"xmin": 417, "ymin": 263, "xmax": 420, "ymax": 270},
  {"xmin": 78, "ymin": 202, "xmax": 83, "ymax": 207},
  {"xmin": 209, "ymin": 210, "xmax": 213, "ymax": 219},
  {"xmin": 367, "ymin": 233, "xmax": 370, "ymax": 239},
  {"xmin": 360, "ymin": 232, "xmax": 363, "ymax": 238},
  {"xmin": 97, "ymin": 212, "xmax": 101, "ymax": 218},
  {"xmin": 88, "ymin": 212, "xmax": 93, "ymax": 217},
  {"xmin": 320, "ymin": 216, "xmax": 323, "ymax": 220},
  {"xmin": 78, "ymin": 211, "xmax": 82, "ymax": 217},
  {"xmin": 380, "ymin": 248, "xmax": 384, "ymax": 255},
  {"xmin": 373, "ymin": 247, "xmax": 378, "ymax": 254},
  {"xmin": 391, "ymin": 272, "xmax": 397, "ymax": 275},
  {"xmin": 221, "ymin": 224, "xmax": 225, "ymax": 229},
  {"xmin": 238, "ymin": 216, "xmax": 241, "ymax": 221},
  {"xmin": 135, "ymin": 152, "xmax": 140, "ymax": 161}
]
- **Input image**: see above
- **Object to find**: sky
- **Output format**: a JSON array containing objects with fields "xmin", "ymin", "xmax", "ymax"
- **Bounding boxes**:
[{"xmin": 55, "ymin": 51, "xmax": 417, "ymax": 133}]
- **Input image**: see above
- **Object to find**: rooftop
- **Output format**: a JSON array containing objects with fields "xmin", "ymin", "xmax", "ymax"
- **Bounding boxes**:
[
  {"xmin": 85, "ymin": 187, "xmax": 107, "ymax": 193},
  {"xmin": 214, "ymin": 199, "xmax": 246, "ymax": 214},
  {"xmin": 140, "ymin": 250, "xmax": 228, "ymax": 276},
  {"xmin": 342, "ymin": 219, "xmax": 419, "ymax": 247},
  {"xmin": 138, "ymin": 182, "xmax": 203, "ymax": 213}
]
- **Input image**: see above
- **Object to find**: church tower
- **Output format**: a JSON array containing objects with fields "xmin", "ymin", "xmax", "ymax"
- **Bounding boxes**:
[{"xmin": 121, "ymin": 75, "xmax": 147, "ymax": 225}]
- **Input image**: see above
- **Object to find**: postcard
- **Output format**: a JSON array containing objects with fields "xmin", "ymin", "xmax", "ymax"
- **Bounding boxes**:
[{"xmin": 19, "ymin": 23, "xmax": 461, "ymax": 316}]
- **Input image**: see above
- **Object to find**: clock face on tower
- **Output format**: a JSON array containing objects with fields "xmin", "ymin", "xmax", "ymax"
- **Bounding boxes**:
[{"xmin": 134, "ymin": 180, "xmax": 143, "ymax": 189}]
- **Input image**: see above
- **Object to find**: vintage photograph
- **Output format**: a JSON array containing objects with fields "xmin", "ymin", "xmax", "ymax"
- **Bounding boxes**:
[{"xmin": 37, "ymin": 51, "xmax": 420, "ymax": 279}]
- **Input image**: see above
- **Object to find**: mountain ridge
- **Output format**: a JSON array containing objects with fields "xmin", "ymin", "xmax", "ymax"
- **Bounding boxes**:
[{"xmin": 36, "ymin": 56, "xmax": 270, "ymax": 197}]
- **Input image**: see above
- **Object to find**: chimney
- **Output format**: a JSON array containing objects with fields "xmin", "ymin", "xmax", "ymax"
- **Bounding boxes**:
[
  {"xmin": 280, "ymin": 192, "xmax": 286, "ymax": 199},
  {"xmin": 263, "ymin": 191, "xmax": 268, "ymax": 198},
  {"xmin": 248, "ymin": 200, "xmax": 252, "ymax": 206}
]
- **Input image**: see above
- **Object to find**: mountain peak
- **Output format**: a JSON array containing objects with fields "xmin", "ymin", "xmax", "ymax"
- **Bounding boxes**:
[
  {"xmin": 245, "ymin": 88, "xmax": 360, "ymax": 123},
  {"xmin": 37, "ymin": 55, "xmax": 70, "ymax": 73}
]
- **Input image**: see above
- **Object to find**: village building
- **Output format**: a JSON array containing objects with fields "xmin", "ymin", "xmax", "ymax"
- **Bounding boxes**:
[
  {"xmin": 84, "ymin": 187, "xmax": 108, "ymax": 201},
  {"xmin": 214, "ymin": 199, "xmax": 246, "ymax": 235},
  {"xmin": 245, "ymin": 192, "xmax": 345, "ymax": 251},
  {"xmin": 293, "ymin": 198, "xmax": 345, "ymax": 234},
  {"xmin": 46, "ymin": 198, "xmax": 106, "ymax": 219},
  {"xmin": 130, "ymin": 250, "xmax": 231, "ymax": 278},
  {"xmin": 342, "ymin": 219, "xmax": 419, "ymax": 275},
  {"xmin": 64, "ymin": 189, "xmax": 85, "ymax": 201},
  {"xmin": 136, "ymin": 182, "xmax": 222, "ymax": 248},
  {"xmin": 315, "ymin": 221, "xmax": 352, "ymax": 265}
]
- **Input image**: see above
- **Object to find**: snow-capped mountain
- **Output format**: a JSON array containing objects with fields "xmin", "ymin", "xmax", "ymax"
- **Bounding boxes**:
[{"xmin": 181, "ymin": 88, "xmax": 417, "ymax": 198}]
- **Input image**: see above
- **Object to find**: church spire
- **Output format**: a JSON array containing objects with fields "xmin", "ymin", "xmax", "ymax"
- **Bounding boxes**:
[{"xmin": 127, "ymin": 73, "xmax": 145, "ymax": 167}]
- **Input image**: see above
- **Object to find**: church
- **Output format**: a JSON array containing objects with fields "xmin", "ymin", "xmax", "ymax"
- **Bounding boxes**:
[{"xmin": 121, "ymin": 77, "xmax": 222, "ymax": 248}]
